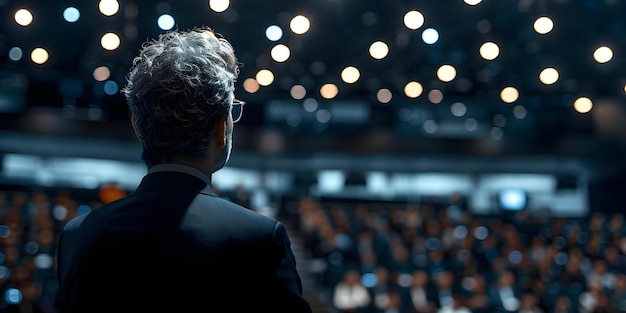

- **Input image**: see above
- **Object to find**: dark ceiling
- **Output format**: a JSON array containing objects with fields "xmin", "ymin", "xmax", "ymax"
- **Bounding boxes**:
[{"xmin": 1, "ymin": 0, "xmax": 626, "ymax": 173}]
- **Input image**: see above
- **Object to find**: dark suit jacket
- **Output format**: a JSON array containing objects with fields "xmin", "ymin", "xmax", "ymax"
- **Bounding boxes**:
[{"xmin": 56, "ymin": 168, "xmax": 312, "ymax": 313}]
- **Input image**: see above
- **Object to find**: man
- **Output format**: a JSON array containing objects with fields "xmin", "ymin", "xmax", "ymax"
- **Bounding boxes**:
[{"xmin": 55, "ymin": 27, "xmax": 313, "ymax": 313}]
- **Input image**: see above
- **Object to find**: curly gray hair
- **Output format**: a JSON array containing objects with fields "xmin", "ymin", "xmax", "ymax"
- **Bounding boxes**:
[{"xmin": 122, "ymin": 26, "xmax": 240, "ymax": 166}]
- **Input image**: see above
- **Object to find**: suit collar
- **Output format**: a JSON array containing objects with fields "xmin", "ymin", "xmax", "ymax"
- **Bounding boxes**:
[{"xmin": 132, "ymin": 170, "xmax": 218, "ymax": 197}]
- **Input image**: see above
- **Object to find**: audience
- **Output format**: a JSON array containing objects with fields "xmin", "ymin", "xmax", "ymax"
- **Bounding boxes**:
[
  {"xmin": 2, "ymin": 185, "xmax": 626, "ymax": 313},
  {"xmin": 293, "ymin": 195, "xmax": 626, "ymax": 313},
  {"xmin": 0, "ymin": 189, "xmax": 76, "ymax": 312}
]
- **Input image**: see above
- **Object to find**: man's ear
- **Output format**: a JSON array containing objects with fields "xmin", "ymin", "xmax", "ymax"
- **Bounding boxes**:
[
  {"xmin": 130, "ymin": 115, "xmax": 141, "ymax": 139},
  {"xmin": 214, "ymin": 115, "xmax": 227, "ymax": 147}
]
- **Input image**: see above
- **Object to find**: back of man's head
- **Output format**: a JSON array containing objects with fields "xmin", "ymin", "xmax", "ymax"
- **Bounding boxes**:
[{"xmin": 122, "ymin": 27, "xmax": 240, "ymax": 166}]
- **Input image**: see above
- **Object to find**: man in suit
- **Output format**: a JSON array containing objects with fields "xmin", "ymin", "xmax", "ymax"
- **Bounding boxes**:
[{"xmin": 55, "ymin": 26, "xmax": 313, "ymax": 313}]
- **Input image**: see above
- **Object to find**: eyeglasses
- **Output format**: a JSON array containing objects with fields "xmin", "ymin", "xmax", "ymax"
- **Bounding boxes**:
[{"xmin": 231, "ymin": 99, "xmax": 245, "ymax": 123}]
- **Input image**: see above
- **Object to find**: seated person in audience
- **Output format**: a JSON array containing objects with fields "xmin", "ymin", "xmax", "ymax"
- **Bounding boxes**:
[
  {"xmin": 368, "ymin": 266, "xmax": 392, "ymax": 312},
  {"xmin": 608, "ymin": 273, "xmax": 626, "ymax": 312},
  {"xmin": 463, "ymin": 274, "xmax": 493, "ymax": 313},
  {"xmin": 437, "ymin": 293, "xmax": 470, "ymax": 313},
  {"xmin": 579, "ymin": 280, "xmax": 604, "ymax": 313},
  {"xmin": 586, "ymin": 258, "xmax": 616, "ymax": 291},
  {"xmin": 333, "ymin": 268, "xmax": 371, "ymax": 313},
  {"xmin": 519, "ymin": 291, "xmax": 544, "ymax": 313},
  {"xmin": 552, "ymin": 294, "xmax": 574, "ymax": 313},
  {"xmin": 380, "ymin": 290, "xmax": 403, "ymax": 313},
  {"xmin": 433, "ymin": 270, "xmax": 457, "ymax": 311},
  {"xmin": 487, "ymin": 269, "xmax": 522, "ymax": 312},
  {"xmin": 409, "ymin": 269, "xmax": 438, "ymax": 313}
]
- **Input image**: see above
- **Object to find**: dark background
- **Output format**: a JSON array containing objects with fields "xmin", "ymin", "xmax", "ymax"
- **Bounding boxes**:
[{"xmin": 1, "ymin": 0, "xmax": 626, "ymax": 212}]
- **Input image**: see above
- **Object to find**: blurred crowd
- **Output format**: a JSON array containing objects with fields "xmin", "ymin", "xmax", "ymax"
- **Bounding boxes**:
[
  {"xmin": 1, "ymin": 185, "xmax": 626, "ymax": 313},
  {"xmin": 293, "ymin": 195, "xmax": 626, "ymax": 313},
  {"xmin": 0, "ymin": 188, "xmax": 93, "ymax": 313}
]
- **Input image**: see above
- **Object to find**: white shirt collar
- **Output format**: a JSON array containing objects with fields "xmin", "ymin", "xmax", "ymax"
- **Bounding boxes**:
[{"xmin": 148, "ymin": 163, "xmax": 211, "ymax": 185}]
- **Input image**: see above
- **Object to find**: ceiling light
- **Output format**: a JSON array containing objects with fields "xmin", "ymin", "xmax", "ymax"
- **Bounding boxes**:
[
  {"xmin": 539, "ymin": 67, "xmax": 559, "ymax": 85},
  {"xmin": 437, "ymin": 65, "xmax": 457, "ymax": 82},
  {"xmin": 403, "ymin": 11, "xmax": 424, "ymax": 30},
  {"xmin": 404, "ymin": 81, "xmax": 423, "ymax": 98},
  {"xmin": 209, "ymin": 0, "xmax": 230, "ymax": 13},
  {"xmin": 99, "ymin": 0, "xmax": 119, "ymax": 16},
  {"xmin": 479, "ymin": 42, "xmax": 499, "ymax": 60},
  {"xmin": 14, "ymin": 9, "xmax": 33, "ymax": 26},
  {"xmin": 534, "ymin": 16, "xmax": 554, "ymax": 35},
  {"xmin": 341, "ymin": 66, "xmax": 360, "ymax": 84},
  {"xmin": 271, "ymin": 44, "xmax": 290, "ymax": 62},
  {"xmin": 593, "ymin": 46, "xmax": 613, "ymax": 63},
  {"xmin": 31, "ymin": 48, "xmax": 49, "ymax": 64},
  {"xmin": 290, "ymin": 15, "xmax": 311, "ymax": 35},
  {"xmin": 369, "ymin": 41, "xmax": 389, "ymax": 59},
  {"xmin": 573, "ymin": 97, "xmax": 593, "ymax": 114}
]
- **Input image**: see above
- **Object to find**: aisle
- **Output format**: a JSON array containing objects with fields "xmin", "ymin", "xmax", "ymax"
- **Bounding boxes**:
[{"xmin": 282, "ymin": 220, "xmax": 332, "ymax": 313}]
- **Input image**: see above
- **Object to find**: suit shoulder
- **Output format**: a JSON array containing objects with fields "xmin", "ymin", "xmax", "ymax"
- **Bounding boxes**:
[
  {"xmin": 62, "ymin": 212, "xmax": 90, "ymax": 232},
  {"xmin": 205, "ymin": 195, "xmax": 280, "ymax": 228}
]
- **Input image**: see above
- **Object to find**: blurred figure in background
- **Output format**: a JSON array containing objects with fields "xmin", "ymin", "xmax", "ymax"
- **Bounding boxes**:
[
  {"xmin": 487, "ymin": 269, "xmax": 522, "ymax": 312},
  {"xmin": 579, "ymin": 280, "xmax": 604, "ymax": 313},
  {"xmin": 519, "ymin": 292, "xmax": 544, "ymax": 313},
  {"xmin": 433, "ymin": 270, "xmax": 456, "ymax": 311},
  {"xmin": 463, "ymin": 273, "xmax": 492, "ymax": 313},
  {"xmin": 368, "ymin": 266, "xmax": 392, "ymax": 312},
  {"xmin": 552, "ymin": 295, "xmax": 574, "ymax": 313},
  {"xmin": 55, "ymin": 26, "xmax": 311, "ymax": 313},
  {"xmin": 333, "ymin": 269, "xmax": 371, "ymax": 313},
  {"xmin": 408, "ymin": 269, "xmax": 437, "ymax": 313},
  {"xmin": 437, "ymin": 293, "xmax": 471, "ymax": 313},
  {"xmin": 586, "ymin": 258, "xmax": 616, "ymax": 291},
  {"xmin": 608, "ymin": 274, "xmax": 626, "ymax": 312}
]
